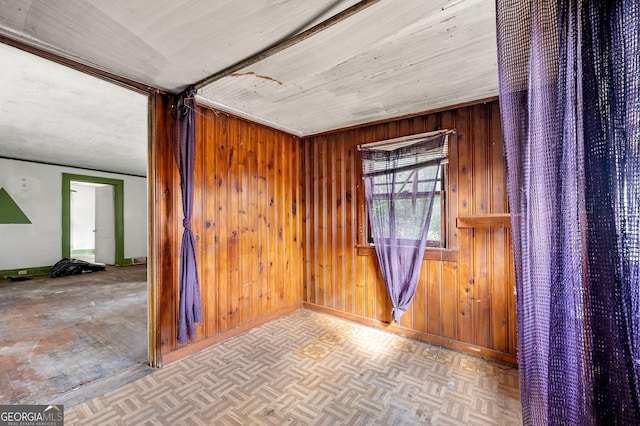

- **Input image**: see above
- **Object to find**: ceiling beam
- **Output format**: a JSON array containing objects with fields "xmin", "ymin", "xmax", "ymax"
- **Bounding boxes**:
[
  {"xmin": 0, "ymin": 32, "xmax": 161, "ymax": 95},
  {"xmin": 194, "ymin": 0, "xmax": 382, "ymax": 89}
]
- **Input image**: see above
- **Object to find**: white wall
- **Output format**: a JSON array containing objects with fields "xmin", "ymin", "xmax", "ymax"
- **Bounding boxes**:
[
  {"xmin": 70, "ymin": 183, "xmax": 96, "ymax": 251},
  {"xmin": 0, "ymin": 158, "xmax": 147, "ymax": 270}
]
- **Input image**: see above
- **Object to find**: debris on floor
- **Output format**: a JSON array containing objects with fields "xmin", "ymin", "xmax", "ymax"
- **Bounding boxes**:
[{"xmin": 50, "ymin": 258, "xmax": 106, "ymax": 278}]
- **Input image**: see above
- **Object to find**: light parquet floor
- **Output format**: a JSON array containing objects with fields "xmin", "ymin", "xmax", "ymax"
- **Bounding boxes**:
[{"xmin": 67, "ymin": 309, "xmax": 522, "ymax": 425}]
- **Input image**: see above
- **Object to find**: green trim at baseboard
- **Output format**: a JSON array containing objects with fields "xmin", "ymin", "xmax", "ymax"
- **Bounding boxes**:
[
  {"xmin": 0, "ymin": 266, "xmax": 52, "ymax": 279},
  {"xmin": 70, "ymin": 249, "xmax": 96, "ymax": 254},
  {"xmin": 121, "ymin": 257, "xmax": 148, "ymax": 265}
]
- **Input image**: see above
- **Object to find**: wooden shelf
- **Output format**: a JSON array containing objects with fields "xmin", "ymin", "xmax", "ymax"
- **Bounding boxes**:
[{"xmin": 457, "ymin": 214, "xmax": 511, "ymax": 229}]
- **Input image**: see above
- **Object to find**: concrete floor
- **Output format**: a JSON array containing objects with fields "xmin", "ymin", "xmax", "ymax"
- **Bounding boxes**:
[{"xmin": 0, "ymin": 264, "xmax": 152, "ymax": 407}]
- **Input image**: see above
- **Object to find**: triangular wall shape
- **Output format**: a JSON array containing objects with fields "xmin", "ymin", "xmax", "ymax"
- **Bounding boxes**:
[{"xmin": 0, "ymin": 188, "xmax": 31, "ymax": 224}]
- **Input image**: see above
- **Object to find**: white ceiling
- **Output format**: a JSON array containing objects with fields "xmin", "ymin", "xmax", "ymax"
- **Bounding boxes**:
[
  {"xmin": 0, "ymin": 0, "xmax": 498, "ymax": 175},
  {"xmin": 201, "ymin": 0, "xmax": 498, "ymax": 135},
  {"xmin": 0, "ymin": 42, "xmax": 149, "ymax": 176}
]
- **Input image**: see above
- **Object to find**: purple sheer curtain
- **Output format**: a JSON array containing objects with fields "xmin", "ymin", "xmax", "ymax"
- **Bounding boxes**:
[
  {"xmin": 172, "ymin": 87, "xmax": 202, "ymax": 343},
  {"xmin": 361, "ymin": 133, "xmax": 448, "ymax": 323},
  {"xmin": 497, "ymin": 1, "xmax": 640, "ymax": 424}
]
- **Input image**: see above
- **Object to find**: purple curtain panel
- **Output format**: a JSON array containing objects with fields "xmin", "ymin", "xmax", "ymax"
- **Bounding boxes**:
[
  {"xmin": 173, "ymin": 87, "xmax": 203, "ymax": 344},
  {"xmin": 496, "ymin": 1, "xmax": 640, "ymax": 424}
]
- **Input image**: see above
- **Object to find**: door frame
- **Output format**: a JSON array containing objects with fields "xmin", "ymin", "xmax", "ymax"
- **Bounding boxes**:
[{"xmin": 62, "ymin": 173, "xmax": 125, "ymax": 265}]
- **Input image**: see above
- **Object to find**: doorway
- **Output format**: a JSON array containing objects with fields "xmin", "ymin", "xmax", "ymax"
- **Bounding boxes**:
[
  {"xmin": 69, "ymin": 181, "xmax": 116, "ymax": 264},
  {"xmin": 62, "ymin": 173, "xmax": 125, "ymax": 265}
]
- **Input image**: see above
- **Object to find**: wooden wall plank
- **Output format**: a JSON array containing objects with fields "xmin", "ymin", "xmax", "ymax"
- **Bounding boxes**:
[
  {"xmin": 215, "ymin": 113, "xmax": 230, "ymax": 334},
  {"xmin": 257, "ymin": 126, "xmax": 269, "ymax": 317},
  {"xmin": 456, "ymin": 106, "xmax": 474, "ymax": 344},
  {"xmin": 442, "ymin": 261, "xmax": 457, "ymax": 340},
  {"xmin": 283, "ymin": 134, "xmax": 292, "ymax": 307},
  {"xmin": 210, "ymin": 110, "xmax": 221, "ymax": 337},
  {"xmin": 265, "ymin": 127, "xmax": 276, "ymax": 313},
  {"xmin": 227, "ymin": 117, "xmax": 240, "ymax": 329},
  {"xmin": 201, "ymin": 109, "xmax": 218, "ymax": 337},
  {"xmin": 344, "ymin": 130, "xmax": 356, "ymax": 315},
  {"xmin": 316, "ymin": 137, "xmax": 326, "ymax": 307},
  {"xmin": 310, "ymin": 138, "xmax": 319, "ymax": 306},
  {"xmin": 286, "ymin": 134, "xmax": 296, "ymax": 305},
  {"xmin": 274, "ymin": 131, "xmax": 284, "ymax": 311},
  {"xmin": 152, "ymin": 93, "xmax": 177, "ymax": 357},
  {"xmin": 426, "ymin": 260, "xmax": 441, "ymax": 335},
  {"xmin": 194, "ymin": 109, "xmax": 205, "ymax": 338},
  {"xmin": 325, "ymin": 134, "xmax": 335, "ymax": 310},
  {"xmin": 335, "ymin": 131, "xmax": 345, "ymax": 312},
  {"xmin": 302, "ymin": 139, "xmax": 312, "ymax": 304},
  {"xmin": 248, "ymin": 123, "xmax": 260, "ymax": 317},
  {"xmin": 293, "ymin": 134, "xmax": 303, "ymax": 306},
  {"xmin": 237, "ymin": 122, "xmax": 248, "ymax": 316},
  {"xmin": 474, "ymin": 104, "xmax": 493, "ymax": 349}
]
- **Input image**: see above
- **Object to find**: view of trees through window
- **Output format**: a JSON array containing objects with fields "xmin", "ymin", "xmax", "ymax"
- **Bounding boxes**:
[{"xmin": 368, "ymin": 164, "xmax": 445, "ymax": 248}]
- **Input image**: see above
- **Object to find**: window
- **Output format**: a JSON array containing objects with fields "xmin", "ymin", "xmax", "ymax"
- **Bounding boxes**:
[
  {"xmin": 367, "ymin": 163, "xmax": 446, "ymax": 248},
  {"xmin": 359, "ymin": 130, "xmax": 450, "ymax": 322}
]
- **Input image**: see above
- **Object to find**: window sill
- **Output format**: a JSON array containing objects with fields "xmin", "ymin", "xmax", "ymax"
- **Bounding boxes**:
[{"xmin": 356, "ymin": 245, "xmax": 459, "ymax": 262}]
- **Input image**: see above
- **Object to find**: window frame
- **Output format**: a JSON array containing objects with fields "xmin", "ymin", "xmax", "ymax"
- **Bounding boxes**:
[{"xmin": 365, "ymin": 163, "xmax": 448, "ymax": 249}]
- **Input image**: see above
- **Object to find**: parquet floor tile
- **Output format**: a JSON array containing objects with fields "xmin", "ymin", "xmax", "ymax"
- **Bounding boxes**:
[{"xmin": 66, "ymin": 309, "xmax": 522, "ymax": 425}]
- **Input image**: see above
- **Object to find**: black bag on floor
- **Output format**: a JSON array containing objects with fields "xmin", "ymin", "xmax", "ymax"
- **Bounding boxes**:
[{"xmin": 50, "ymin": 258, "xmax": 106, "ymax": 278}]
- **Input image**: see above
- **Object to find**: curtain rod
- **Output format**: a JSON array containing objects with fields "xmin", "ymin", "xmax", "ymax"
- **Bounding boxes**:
[
  {"xmin": 357, "ymin": 129, "xmax": 455, "ymax": 151},
  {"xmin": 194, "ymin": 0, "xmax": 382, "ymax": 90}
]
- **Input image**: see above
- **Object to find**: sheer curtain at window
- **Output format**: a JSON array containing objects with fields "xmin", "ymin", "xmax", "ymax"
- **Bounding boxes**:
[{"xmin": 361, "ymin": 131, "xmax": 449, "ymax": 323}]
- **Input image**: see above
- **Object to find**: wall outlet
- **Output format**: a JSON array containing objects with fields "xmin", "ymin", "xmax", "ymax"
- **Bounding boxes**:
[{"xmin": 17, "ymin": 270, "xmax": 27, "ymax": 275}]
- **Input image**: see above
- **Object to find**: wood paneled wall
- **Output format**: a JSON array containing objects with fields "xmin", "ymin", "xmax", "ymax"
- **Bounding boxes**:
[
  {"xmin": 151, "ymin": 95, "xmax": 515, "ymax": 365},
  {"xmin": 302, "ymin": 100, "xmax": 517, "ymax": 363},
  {"xmin": 152, "ymin": 96, "xmax": 304, "ymax": 364}
]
